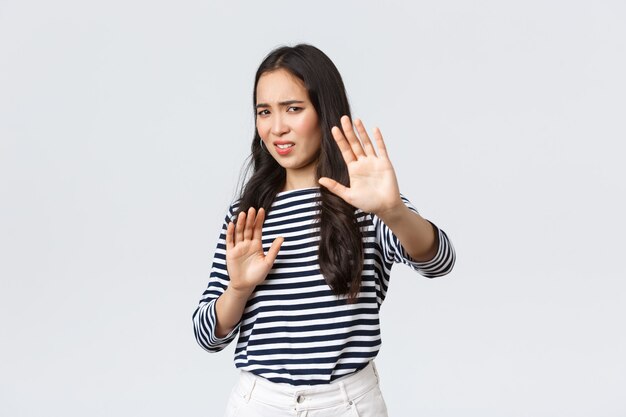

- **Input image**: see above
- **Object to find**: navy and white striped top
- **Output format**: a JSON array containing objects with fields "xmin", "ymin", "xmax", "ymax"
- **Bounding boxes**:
[{"xmin": 192, "ymin": 186, "xmax": 455, "ymax": 386}]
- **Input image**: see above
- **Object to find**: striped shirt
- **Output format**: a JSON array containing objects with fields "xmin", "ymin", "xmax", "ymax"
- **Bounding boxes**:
[{"xmin": 192, "ymin": 186, "xmax": 455, "ymax": 386}]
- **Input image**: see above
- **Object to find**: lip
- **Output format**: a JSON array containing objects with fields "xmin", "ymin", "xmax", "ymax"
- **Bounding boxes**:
[{"xmin": 275, "ymin": 143, "xmax": 294, "ymax": 155}]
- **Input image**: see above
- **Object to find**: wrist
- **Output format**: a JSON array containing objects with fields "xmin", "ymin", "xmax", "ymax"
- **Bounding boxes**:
[
  {"xmin": 226, "ymin": 284, "xmax": 255, "ymax": 300},
  {"xmin": 376, "ymin": 200, "xmax": 407, "ymax": 224}
]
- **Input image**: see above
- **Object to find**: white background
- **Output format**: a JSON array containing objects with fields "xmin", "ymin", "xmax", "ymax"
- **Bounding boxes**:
[{"xmin": 1, "ymin": 1, "xmax": 625, "ymax": 416}]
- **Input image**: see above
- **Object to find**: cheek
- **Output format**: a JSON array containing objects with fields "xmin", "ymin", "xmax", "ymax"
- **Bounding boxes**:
[
  {"xmin": 297, "ymin": 116, "xmax": 322, "ymax": 141},
  {"xmin": 255, "ymin": 120, "xmax": 270, "ymax": 139}
]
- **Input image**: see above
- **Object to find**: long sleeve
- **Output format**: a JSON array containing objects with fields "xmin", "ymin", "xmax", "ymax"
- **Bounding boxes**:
[
  {"xmin": 372, "ymin": 192, "xmax": 456, "ymax": 278},
  {"xmin": 192, "ymin": 203, "xmax": 241, "ymax": 353}
]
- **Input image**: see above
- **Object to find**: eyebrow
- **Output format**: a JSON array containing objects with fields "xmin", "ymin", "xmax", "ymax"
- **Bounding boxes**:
[{"xmin": 255, "ymin": 100, "xmax": 305, "ymax": 109}]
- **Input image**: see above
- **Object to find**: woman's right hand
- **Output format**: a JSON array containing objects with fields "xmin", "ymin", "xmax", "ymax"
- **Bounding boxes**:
[{"xmin": 225, "ymin": 207, "xmax": 284, "ymax": 293}]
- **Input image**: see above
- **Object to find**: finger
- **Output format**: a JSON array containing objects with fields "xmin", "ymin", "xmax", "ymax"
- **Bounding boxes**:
[
  {"xmin": 243, "ymin": 207, "xmax": 255, "ymax": 241},
  {"xmin": 373, "ymin": 127, "xmax": 389, "ymax": 159},
  {"xmin": 354, "ymin": 118, "xmax": 377, "ymax": 157},
  {"xmin": 252, "ymin": 207, "xmax": 265, "ymax": 242},
  {"xmin": 331, "ymin": 126, "xmax": 357, "ymax": 164},
  {"xmin": 318, "ymin": 177, "xmax": 350, "ymax": 202},
  {"xmin": 265, "ymin": 236, "xmax": 284, "ymax": 265},
  {"xmin": 225, "ymin": 221, "xmax": 234, "ymax": 251},
  {"xmin": 340, "ymin": 115, "xmax": 366, "ymax": 158},
  {"xmin": 235, "ymin": 211, "xmax": 245, "ymax": 244}
]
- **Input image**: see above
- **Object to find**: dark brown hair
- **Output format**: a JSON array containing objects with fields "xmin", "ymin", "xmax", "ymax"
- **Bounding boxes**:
[{"xmin": 233, "ymin": 43, "xmax": 364, "ymax": 302}]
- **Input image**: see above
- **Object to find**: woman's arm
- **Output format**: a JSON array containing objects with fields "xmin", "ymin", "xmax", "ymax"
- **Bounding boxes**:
[
  {"xmin": 214, "ymin": 286, "xmax": 254, "ymax": 338},
  {"xmin": 192, "ymin": 206, "xmax": 283, "ymax": 351},
  {"xmin": 318, "ymin": 115, "xmax": 455, "ymax": 275},
  {"xmin": 214, "ymin": 207, "xmax": 284, "ymax": 338},
  {"xmin": 377, "ymin": 202, "xmax": 438, "ymax": 262}
]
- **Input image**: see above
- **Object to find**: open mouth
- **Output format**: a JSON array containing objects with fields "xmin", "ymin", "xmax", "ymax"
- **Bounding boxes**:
[{"xmin": 274, "ymin": 142, "xmax": 295, "ymax": 155}]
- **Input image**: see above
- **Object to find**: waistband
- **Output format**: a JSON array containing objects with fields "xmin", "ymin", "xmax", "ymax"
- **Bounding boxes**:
[{"xmin": 233, "ymin": 361, "xmax": 380, "ymax": 410}]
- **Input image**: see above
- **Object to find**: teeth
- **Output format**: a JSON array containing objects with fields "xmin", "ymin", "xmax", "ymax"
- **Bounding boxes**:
[{"xmin": 276, "ymin": 144, "xmax": 294, "ymax": 149}]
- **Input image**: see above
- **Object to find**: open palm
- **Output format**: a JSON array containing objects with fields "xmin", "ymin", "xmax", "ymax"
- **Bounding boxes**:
[
  {"xmin": 225, "ymin": 207, "xmax": 284, "ymax": 292},
  {"xmin": 318, "ymin": 115, "xmax": 403, "ymax": 216}
]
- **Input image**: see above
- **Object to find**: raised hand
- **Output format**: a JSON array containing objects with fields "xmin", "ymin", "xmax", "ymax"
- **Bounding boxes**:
[
  {"xmin": 318, "ymin": 115, "xmax": 404, "ymax": 216},
  {"xmin": 225, "ymin": 207, "xmax": 284, "ymax": 292}
]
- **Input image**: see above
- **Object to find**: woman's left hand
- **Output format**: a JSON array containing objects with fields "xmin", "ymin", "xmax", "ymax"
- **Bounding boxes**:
[{"xmin": 318, "ymin": 115, "xmax": 404, "ymax": 217}]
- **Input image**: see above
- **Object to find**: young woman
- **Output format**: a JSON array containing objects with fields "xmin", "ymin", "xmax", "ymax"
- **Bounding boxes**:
[{"xmin": 193, "ymin": 43, "xmax": 456, "ymax": 417}]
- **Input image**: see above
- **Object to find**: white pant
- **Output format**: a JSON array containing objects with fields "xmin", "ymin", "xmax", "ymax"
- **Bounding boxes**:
[{"xmin": 223, "ymin": 361, "xmax": 389, "ymax": 417}]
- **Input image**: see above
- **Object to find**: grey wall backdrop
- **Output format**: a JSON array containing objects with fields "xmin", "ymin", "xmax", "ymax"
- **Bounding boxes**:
[{"xmin": 1, "ymin": 0, "xmax": 624, "ymax": 416}]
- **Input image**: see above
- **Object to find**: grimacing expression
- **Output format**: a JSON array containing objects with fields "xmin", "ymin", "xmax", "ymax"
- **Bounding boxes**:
[{"xmin": 255, "ymin": 69, "xmax": 323, "ymax": 175}]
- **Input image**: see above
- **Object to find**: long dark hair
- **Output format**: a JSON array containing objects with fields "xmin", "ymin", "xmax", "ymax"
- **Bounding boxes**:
[{"xmin": 233, "ymin": 43, "xmax": 364, "ymax": 302}]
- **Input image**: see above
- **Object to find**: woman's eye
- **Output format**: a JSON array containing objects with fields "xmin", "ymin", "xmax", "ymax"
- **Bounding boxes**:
[
  {"xmin": 287, "ymin": 106, "xmax": 301, "ymax": 112},
  {"xmin": 257, "ymin": 109, "xmax": 269, "ymax": 116}
]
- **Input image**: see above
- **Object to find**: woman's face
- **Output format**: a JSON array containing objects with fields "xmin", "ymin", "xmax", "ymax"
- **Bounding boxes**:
[{"xmin": 255, "ymin": 69, "xmax": 322, "ymax": 180}]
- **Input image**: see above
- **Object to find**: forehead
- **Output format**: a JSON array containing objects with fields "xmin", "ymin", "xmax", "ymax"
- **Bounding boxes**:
[{"xmin": 256, "ymin": 69, "xmax": 310, "ymax": 103}]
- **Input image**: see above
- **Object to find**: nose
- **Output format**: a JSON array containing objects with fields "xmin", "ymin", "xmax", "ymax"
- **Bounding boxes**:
[{"xmin": 271, "ymin": 114, "xmax": 289, "ymax": 136}]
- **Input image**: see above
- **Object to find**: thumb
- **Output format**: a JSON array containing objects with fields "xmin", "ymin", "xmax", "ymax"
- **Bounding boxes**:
[
  {"xmin": 318, "ymin": 177, "xmax": 349, "ymax": 200},
  {"xmin": 264, "ymin": 236, "xmax": 284, "ymax": 265}
]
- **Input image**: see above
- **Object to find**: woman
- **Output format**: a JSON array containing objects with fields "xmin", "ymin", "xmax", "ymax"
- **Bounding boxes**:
[{"xmin": 193, "ymin": 43, "xmax": 456, "ymax": 417}]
